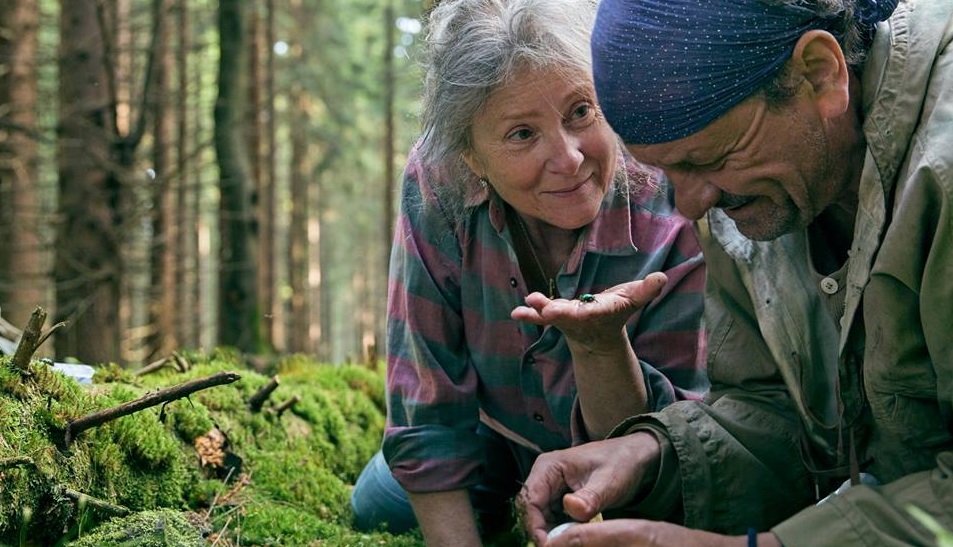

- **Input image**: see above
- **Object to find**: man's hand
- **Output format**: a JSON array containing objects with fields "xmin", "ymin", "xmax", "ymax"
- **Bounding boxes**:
[
  {"xmin": 538, "ymin": 519, "xmax": 783, "ymax": 547},
  {"xmin": 519, "ymin": 433, "xmax": 662, "ymax": 546}
]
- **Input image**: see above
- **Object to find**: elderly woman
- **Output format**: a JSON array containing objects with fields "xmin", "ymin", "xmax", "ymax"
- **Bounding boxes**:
[{"xmin": 350, "ymin": 0, "xmax": 708, "ymax": 544}]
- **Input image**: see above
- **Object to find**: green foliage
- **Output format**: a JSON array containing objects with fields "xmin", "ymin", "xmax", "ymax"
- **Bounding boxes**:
[{"xmin": 0, "ymin": 351, "xmax": 413, "ymax": 546}]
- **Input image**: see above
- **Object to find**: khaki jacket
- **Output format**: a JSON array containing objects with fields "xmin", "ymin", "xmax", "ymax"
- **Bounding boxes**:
[{"xmin": 614, "ymin": 1, "xmax": 953, "ymax": 543}]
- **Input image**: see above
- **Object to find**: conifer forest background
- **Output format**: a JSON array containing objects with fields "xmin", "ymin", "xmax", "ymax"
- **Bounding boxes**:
[
  {"xmin": 0, "ymin": 1, "xmax": 441, "ymax": 545},
  {"xmin": 0, "ymin": 0, "xmax": 431, "ymax": 368}
]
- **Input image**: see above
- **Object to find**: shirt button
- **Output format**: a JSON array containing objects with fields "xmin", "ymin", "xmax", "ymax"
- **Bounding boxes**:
[
  {"xmin": 509, "ymin": 277, "xmax": 518, "ymax": 287},
  {"xmin": 820, "ymin": 277, "xmax": 839, "ymax": 294},
  {"xmin": 533, "ymin": 413, "xmax": 544, "ymax": 422}
]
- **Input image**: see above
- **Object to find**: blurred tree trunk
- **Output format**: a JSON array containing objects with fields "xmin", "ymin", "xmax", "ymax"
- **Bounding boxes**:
[
  {"xmin": 246, "ymin": 2, "xmax": 274, "ymax": 351},
  {"xmin": 215, "ymin": 0, "xmax": 260, "ymax": 352},
  {"xmin": 264, "ymin": 0, "xmax": 281, "ymax": 351},
  {"xmin": 286, "ymin": 88, "xmax": 311, "ymax": 353},
  {"xmin": 175, "ymin": 0, "xmax": 197, "ymax": 350},
  {"xmin": 55, "ymin": 0, "xmax": 122, "ymax": 364},
  {"xmin": 0, "ymin": 0, "xmax": 50, "ymax": 332},
  {"xmin": 379, "ymin": 0, "xmax": 396, "ymax": 364},
  {"xmin": 314, "ymin": 163, "xmax": 328, "ymax": 359},
  {"xmin": 151, "ymin": 0, "xmax": 178, "ymax": 358},
  {"xmin": 56, "ymin": 0, "xmax": 163, "ymax": 365}
]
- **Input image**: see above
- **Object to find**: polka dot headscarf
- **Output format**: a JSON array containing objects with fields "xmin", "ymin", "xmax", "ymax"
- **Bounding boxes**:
[{"xmin": 592, "ymin": 0, "xmax": 899, "ymax": 145}]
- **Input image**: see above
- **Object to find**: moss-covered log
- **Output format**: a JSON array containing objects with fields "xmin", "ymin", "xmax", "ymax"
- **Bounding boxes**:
[{"xmin": 0, "ymin": 350, "xmax": 425, "ymax": 546}]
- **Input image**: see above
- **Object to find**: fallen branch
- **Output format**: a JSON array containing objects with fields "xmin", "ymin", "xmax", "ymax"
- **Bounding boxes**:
[
  {"xmin": 11, "ymin": 307, "xmax": 46, "ymax": 373},
  {"xmin": 0, "ymin": 456, "xmax": 34, "ymax": 470},
  {"xmin": 135, "ymin": 356, "xmax": 171, "ymax": 376},
  {"xmin": 171, "ymin": 352, "xmax": 191, "ymax": 372},
  {"xmin": 269, "ymin": 394, "xmax": 301, "ymax": 417},
  {"xmin": 62, "ymin": 370, "xmax": 241, "ymax": 447},
  {"xmin": 0, "ymin": 313, "xmax": 22, "ymax": 342},
  {"xmin": 62, "ymin": 488, "xmax": 130, "ymax": 516},
  {"xmin": 248, "ymin": 375, "xmax": 279, "ymax": 412}
]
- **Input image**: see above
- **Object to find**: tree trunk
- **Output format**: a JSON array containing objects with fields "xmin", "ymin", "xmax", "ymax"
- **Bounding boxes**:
[
  {"xmin": 246, "ymin": 3, "xmax": 274, "ymax": 351},
  {"xmin": 0, "ymin": 0, "xmax": 49, "ymax": 334},
  {"xmin": 264, "ymin": 0, "xmax": 281, "ymax": 351},
  {"xmin": 55, "ymin": 0, "xmax": 122, "ymax": 364},
  {"xmin": 175, "ymin": 0, "xmax": 197, "ymax": 350},
  {"xmin": 215, "ymin": 0, "xmax": 260, "ymax": 352},
  {"xmin": 287, "ymin": 89, "xmax": 310, "ymax": 353},
  {"xmin": 151, "ymin": 0, "xmax": 178, "ymax": 359},
  {"xmin": 380, "ymin": 0, "xmax": 396, "ymax": 364}
]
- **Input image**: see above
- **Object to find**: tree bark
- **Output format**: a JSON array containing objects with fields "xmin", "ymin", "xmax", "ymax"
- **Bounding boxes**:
[
  {"xmin": 247, "ymin": 3, "xmax": 275, "ymax": 351},
  {"xmin": 151, "ymin": 0, "xmax": 178, "ymax": 359},
  {"xmin": 55, "ymin": 0, "xmax": 122, "ymax": 365},
  {"xmin": 175, "ymin": 0, "xmax": 197, "ymax": 350},
  {"xmin": 0, "ymin": 0, "xmax": 49, "ymax": 335},
  {"xmin": 287, "ymin": 89, "xmax": 310, "ymax": 353},
  {"xmin": 215, "ymin": 0, "xmax": 261, "ymax": 352},
  {"xmin": 264, "ymin": 0, "xmax": 281, "ymax": 350}
]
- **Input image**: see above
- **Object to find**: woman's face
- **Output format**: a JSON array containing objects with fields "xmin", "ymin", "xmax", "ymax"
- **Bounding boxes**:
[{"xmin": 463, "ymin": 67, "xmax": 618, "ymax": 230}]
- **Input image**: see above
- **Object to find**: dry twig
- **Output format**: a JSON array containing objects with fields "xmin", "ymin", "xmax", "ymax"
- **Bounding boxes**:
[
  {"xmin": 269, "ymin": 394, "xmax": 301, "ymax": 417},
  {"xmin": 248, "ymin": 375, "xmax": 279, "ymax": 412},
  {"xmin": 62, "ymin": 488, "xmax": 131, "ymax": 516},
  {"xmin": 11, "ymin": 307, "xmax": 46, "ymax": 373},
  {"xmin": 62, "ymin": 370, "xmax": 241, "ymax": 447}
]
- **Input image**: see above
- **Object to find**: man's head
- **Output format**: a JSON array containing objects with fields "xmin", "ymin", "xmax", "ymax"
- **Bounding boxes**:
[{"xmin": 592, "ymin": 0, "xmax": 898, "ymax": 240}]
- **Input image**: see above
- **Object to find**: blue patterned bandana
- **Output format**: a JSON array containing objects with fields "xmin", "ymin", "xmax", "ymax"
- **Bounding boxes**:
[{"xmin": 592, "ymin": 0, "xmax": 898, "ymax": 145}]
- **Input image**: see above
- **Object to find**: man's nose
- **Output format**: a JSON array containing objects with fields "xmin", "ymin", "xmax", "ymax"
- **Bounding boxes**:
[{"xmin": 667, "ymin": 171, "xmax": 722, "ymax": 220}]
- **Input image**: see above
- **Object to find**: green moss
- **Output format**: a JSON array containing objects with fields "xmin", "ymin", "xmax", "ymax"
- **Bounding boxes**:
[
  {"xmin": 65, "ymin": 509, "xmax": 206, "ymax": 547},
  {"xmin": 230, "ymin": 497, "xmax": 423, "ymax": 547},
  {"xmin": 0, "ymin": 351, "xmax": 421, "ymax": 546}
]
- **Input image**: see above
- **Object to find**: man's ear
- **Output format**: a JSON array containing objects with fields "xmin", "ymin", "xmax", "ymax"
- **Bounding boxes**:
[{"xmin": 791, "ymin": 30, "xmax": 851, "ymax": 119}]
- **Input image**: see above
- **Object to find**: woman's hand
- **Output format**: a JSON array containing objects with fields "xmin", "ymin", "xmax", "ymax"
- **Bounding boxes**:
[
  {"xmin": 511, "ymin": 271, "xmax": 667, "ymax": 353},
  {"xmin": 511, "ymin": 272, "xmax": 668, "ymax": 437}
]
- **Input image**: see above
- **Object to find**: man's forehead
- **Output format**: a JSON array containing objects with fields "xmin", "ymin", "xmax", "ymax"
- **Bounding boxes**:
[{"xmin": 626, "ymin": 137, "xmax": 715, "ymax": 167}]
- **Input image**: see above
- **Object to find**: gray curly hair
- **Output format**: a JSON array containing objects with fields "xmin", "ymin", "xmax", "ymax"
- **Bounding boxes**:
[{"xmin": 416, "ymin": 0, "xmax": 600, "ymax": 192}]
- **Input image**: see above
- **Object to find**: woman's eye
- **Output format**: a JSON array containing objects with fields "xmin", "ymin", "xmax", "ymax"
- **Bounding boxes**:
[
  {"xmin": 571, "ymin": 103, "xmax": 592, "ymax": 120},
  {"xmin": 506, "ymin": 128, "xmax": 534, "ymax": 142}
]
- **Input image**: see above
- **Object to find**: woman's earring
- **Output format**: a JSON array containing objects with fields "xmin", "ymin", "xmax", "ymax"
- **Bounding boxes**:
[{"xmin": 478, "ymin": 177, "xmax": 489, "ymax": 188}]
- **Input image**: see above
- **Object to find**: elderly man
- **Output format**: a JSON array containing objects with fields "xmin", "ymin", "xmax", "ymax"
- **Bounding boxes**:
[{"xmin": 520, "ymin": 0, "xmax": 953, "ymax": 545}]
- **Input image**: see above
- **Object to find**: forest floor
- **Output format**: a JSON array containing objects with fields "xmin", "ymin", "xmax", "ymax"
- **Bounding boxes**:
[{"xmin": 0, "ymin": 347, "xmax": 433, "ymax": 546}]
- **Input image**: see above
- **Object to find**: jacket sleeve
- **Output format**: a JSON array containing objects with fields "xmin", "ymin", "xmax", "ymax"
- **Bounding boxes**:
[
  {"xmin": 629, "ymin": 207, "xmax": 709, "ymax": 410},
  {"xmin": 382, "ymin": 152, "xmax": 485, "ymax": 493},
  {"xmin": 610, "ymin": 225, "xmax": 817, "ymax": 534},
  {"xmin": 623, "ymin": 177, "xmax": 710, "ymax": 413}
]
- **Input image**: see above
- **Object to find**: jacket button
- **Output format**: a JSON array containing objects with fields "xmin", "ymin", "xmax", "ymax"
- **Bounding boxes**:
[
  {"xmin": 533, "ymin": 413, "xmax": 544, "ymax": 422},
  {"xmin": 509, "ymin": 277, "xmax": 518, "ymax": 287},
  {"xmin": 820, "ymin": 277, "xmax": 839, "ymax": 294}
]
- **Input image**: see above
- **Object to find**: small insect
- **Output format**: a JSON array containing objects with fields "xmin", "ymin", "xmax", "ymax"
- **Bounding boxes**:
[{"xmin": 579, "ymin": 293, "xmax": 597, "ymax": 303}]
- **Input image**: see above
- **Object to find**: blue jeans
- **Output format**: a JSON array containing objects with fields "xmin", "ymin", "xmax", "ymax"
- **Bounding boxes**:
[{"xmin": 350, "ymin": 424, "xmax": 537, "ymax": 535}]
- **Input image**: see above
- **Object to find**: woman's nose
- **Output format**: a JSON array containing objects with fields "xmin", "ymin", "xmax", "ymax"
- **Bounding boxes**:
[{"xmin": 546, "ymin": 131, "xmax": 584, "ymax": 175}]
